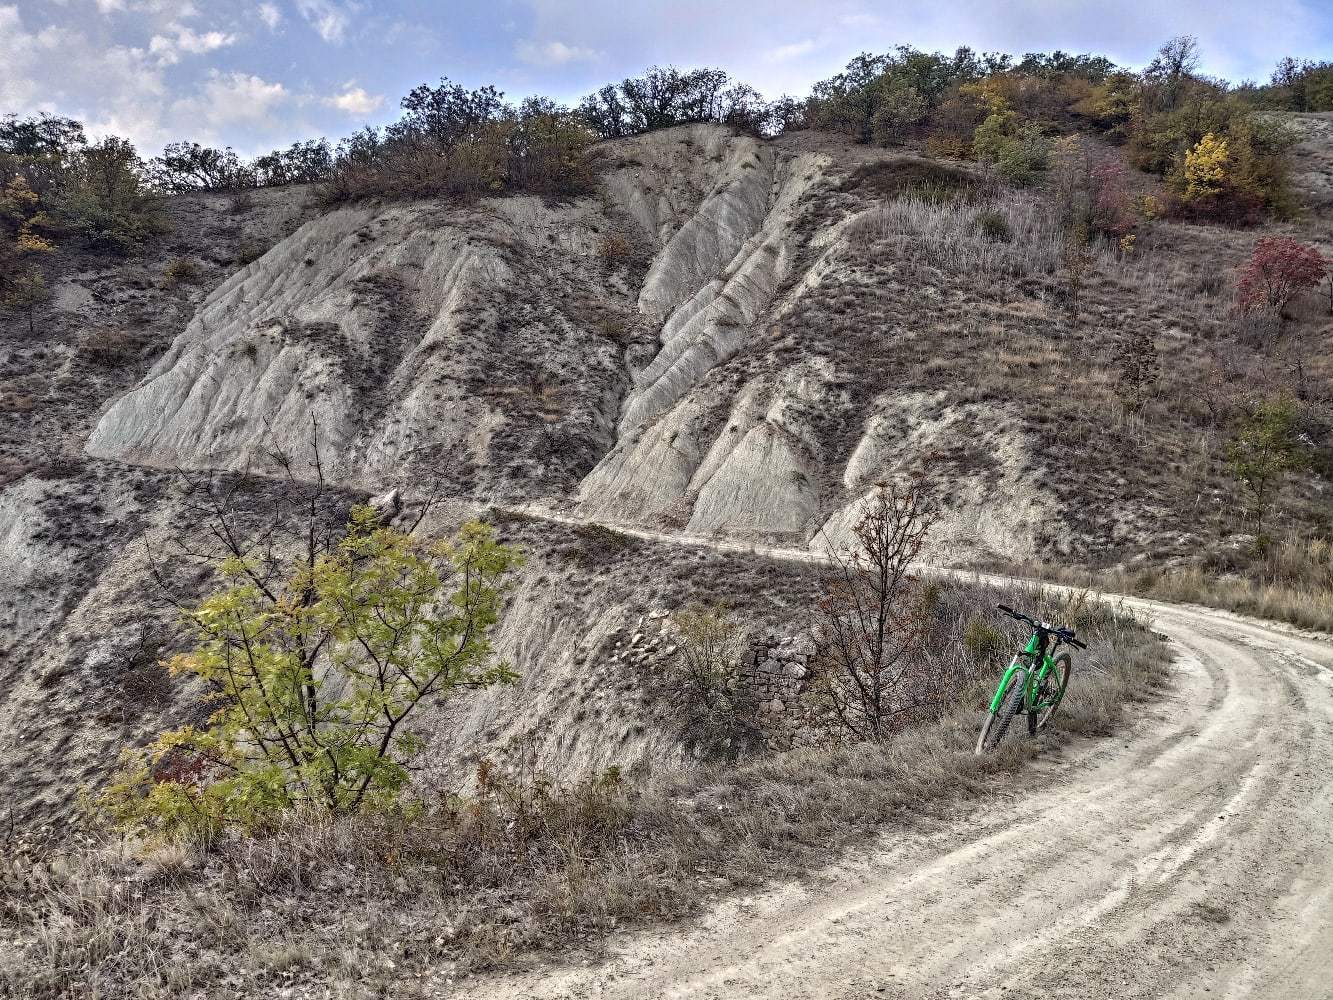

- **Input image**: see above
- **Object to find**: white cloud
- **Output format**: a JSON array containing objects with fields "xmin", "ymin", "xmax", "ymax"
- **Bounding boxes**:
[
  {"xmin": 295, "ymin": 0, "xmax": 356, "ymax": 43},
  {"xmin": 0, "ymin": 7, "xmax": 57, "ymax": 108},
  {"xmin": 171, "ymin": 71, "xmax": 289, "ymax": 138},
  {"xmin": 148, "ymin": 23, "xmax": 234, "ymax": 64},
  {"xmin": 515, "ymin": 38, "xmax": 600, "ymax": 67},
  {"xmin": 257, "ymin": 2, "xmax": 281, "ymax": 29},
  {"xmin": 323, "ymin": 84, "xmax": 383, "ymax": 116},
  {"xmin": 767, "ymin": 39, "xmax": 817, "ymax": 62}
]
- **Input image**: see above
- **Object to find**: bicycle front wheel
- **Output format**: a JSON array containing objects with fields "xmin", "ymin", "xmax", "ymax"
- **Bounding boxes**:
[{"xmin": 975, "ymin": 667, "xmax": 1026, "ymax": 755}]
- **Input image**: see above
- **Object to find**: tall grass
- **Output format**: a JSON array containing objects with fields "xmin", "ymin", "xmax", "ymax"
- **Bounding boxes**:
[{"xmin": 845, "ymin": 191, "xmax": 1072, "ymax": 277}]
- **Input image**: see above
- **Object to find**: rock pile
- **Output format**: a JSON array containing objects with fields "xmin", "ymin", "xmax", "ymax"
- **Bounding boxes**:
[{"xmin": 604, "ymin": 613, "xmax": 829, "ymax": 751}]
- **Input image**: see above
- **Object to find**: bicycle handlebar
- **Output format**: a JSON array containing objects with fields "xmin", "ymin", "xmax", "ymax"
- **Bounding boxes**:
[{"xmin": 996, "ymin": 604, "xmax": 1086, "ymax": 649}]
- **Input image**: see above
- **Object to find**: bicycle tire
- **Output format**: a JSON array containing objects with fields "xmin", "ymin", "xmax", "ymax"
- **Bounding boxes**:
[
  {"xmin": 1027, "ymin": 652, "xmax": 1072, "ymax": 736},
  {"xmin": 975, "ymin": 667, "xmax": 1026, "ymax": 754}
]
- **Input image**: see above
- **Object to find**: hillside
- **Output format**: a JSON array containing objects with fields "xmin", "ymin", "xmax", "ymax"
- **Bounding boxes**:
[{"xmin": 1, "ymin": 116, "xmax": 1332, "ymax": 831}]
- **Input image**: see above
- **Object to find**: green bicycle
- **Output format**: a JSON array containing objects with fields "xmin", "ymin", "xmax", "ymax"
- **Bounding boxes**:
[{"xmin": 975, "ymin": 604, "xmax": 1086, "ymax": 755}]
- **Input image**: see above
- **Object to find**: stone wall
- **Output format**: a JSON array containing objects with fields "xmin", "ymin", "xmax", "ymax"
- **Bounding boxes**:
[{"xmin": 605, "ymin": 613, "xmax": 830, "ymax": 751}]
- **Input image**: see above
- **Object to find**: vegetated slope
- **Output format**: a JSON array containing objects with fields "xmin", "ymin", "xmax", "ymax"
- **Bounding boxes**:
[{"xmin": 3, "ymin": 120, "xmax": 1332, "ymax": 829}]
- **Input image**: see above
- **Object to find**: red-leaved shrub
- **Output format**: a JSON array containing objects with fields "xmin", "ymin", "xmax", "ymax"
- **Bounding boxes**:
[{"xmin": 1236, "ymin": 236, "xmax": 1328, "ymax": 315}]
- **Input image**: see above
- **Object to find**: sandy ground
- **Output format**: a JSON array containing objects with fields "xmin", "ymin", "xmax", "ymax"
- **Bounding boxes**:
[{"xmin": 469, "ymin": 510, "xmax": 1333, "ymax": 1000}]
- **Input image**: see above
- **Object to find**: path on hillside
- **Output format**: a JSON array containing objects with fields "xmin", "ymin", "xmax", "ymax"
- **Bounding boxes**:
[{"xmin": 470, "ymin": 508, "xmax": 1333, "ymax": 1000}]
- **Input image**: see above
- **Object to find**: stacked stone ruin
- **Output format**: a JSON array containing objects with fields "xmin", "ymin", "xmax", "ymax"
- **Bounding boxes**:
[{"xmin": 605, "ymin": 613, "xmax": 830, "ymax": 750}]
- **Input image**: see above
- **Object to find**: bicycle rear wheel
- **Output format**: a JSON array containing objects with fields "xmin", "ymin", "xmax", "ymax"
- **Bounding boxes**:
[
  {"xmin": 975, "ymin": 667, "xmax": 1026, "ymax": 754},
  {"xmin": 1027, "ymin": 652, "xmax": 1072, "ymax": 737}
]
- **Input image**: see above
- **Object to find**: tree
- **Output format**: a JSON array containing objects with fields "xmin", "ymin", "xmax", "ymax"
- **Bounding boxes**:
[
  {"xmin": 252, "ymin": 140, "xmax": 334, "ymax": 186},
  {"xmin": 1, "ymin": 267, "xmax": 50, "ymax": 334},
  {"xmin": 1182, "ymin": 132, "xmax": 1229, "ymax": 201},
  {"xmin": 56, "ymin": 136, "xmax": 166, "ymax": 253},
  {"xmin": 149, "ymin": 141, "xmax": 255, "ymax": 192},
  {"xmin": 0, "ymin": 112, "xmax": 86, "ymax": 158},
  {"xmin": 1236, "ymin": 236, "xmax": 1328, "ymax": 317},
  {"xmin": 101, "ymin": 508, "xmax": 523, "ymax": 838},
  {"xmin": 1225, "ymin": 395, "xmax": 1307, "ymax": 538},
  {"xmin": 814, "ymin": 482, "xmax": 938, "ymax": 742}
]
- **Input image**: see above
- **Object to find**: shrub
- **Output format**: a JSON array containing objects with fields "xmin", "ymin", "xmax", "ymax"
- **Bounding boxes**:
[
  {"xmin": 597, "ymin": 232, "xmax": 632, "ymax": 265},
  {"xmin": 671, "ymin": 604, "xmax": 759, "ymax": 758},
  {"xmin": 1236, "ymin": 236, "xmax": 1328, "ymax": 315},
  {"xmin": 1182, "ymin": 132, "xmax": 1228, "ymax": 200},
  {"xmin": 974, "ymin": 208, "xmax": 1011, "ymax": 242},
  {"xmin": 162, "ymin": 256, "xmax": 201, "ymax": 288},
  {"xmin": 100, "ymin": 511, "xmax": 523, "ymax": 840},
  {"xmin": 970, "ymin": 102, "xmax": 1050, "ymax": 186},
  {"xmin": 1225, "ymin": 395, "xmax": 1308, "ymax": 537},
  {"xmin": 78, "ymin": 327, "xmax": 141, "ymax": 365},
  {"xmin": 962, "ymin": 616, "xmax": 1007, "ymax": 662}
]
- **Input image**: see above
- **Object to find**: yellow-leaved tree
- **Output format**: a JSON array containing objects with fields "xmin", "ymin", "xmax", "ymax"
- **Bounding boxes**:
[{"xmin": 1182, "ymin": 132, "xmax": 1229, "ymax": 201}]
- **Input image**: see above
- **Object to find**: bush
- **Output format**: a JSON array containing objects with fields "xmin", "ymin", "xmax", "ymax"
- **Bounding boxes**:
[
  {"xmin": 974, "ymin": 208, "xmax": 1012, "ymax": 242},
  {"xmin": 671, "ymin": 604, "xmax": 760, "ymax": 758},
  {"xmin": 969, "ymin": 95, "xmax": 1051, "ymax": 186},
  {"xmin": 1236, "ymin": 236, "xmax": 1328, "ymax": 315},
  {"xmin": 162, "ymin": 256, "xmax": 201, "ymax": 288},
  {"xmin": 597, "ymin": 232, "xmax": 632, "ymax": 265},
  {"xmin": 100, "ymin": 512, "xmax": 523, "ymax": 840}
]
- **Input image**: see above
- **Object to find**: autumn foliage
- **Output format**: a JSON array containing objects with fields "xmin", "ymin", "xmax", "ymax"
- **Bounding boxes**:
[{"xmin": 1236, "ymin": 236, "xmax": 1328, "ymax": 315}]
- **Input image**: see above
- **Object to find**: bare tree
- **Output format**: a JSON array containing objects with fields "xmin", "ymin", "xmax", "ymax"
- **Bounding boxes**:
[{"xmin": 814, "ymin": 481, "xmax": 939, "ymax": 742}]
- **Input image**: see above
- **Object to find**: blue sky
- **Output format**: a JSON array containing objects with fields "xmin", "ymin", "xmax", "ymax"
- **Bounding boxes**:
[{"xmin": 3, "ymin": 0, "xmax": 1331, "ymax": 157}]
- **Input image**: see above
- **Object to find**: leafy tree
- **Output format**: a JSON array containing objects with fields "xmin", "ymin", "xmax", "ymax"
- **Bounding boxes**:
[
  {"xmin": 1, "ymin": 267, "xmax": 50, "ymax": 334},
  {"xmin": 252, "ymin": 140, "xmax": 334, "ymax": 186},
  {"xmin": 1236, "ymin": 236, "xmax": 1328, "ymax": 316},
  {"xmin": 577, "ymin": 66, "xmax": 760, "ymax": 138},
  {"xmin": 149, "ymin": 141, "xmax": 256, "ymax": 192},
  {"xmin": 1225, "ymin": 396, "xmax": 1308, "ymax": 538},
  {"xmin": 101, "ymin": 510, "xmax": 522, "ymax": 838},
  {"xmin": 1182, "ymin": 132, "xmax": 1229, "ymax": 201},
  {"xmin": 0, "ymin": 113, "xmax": 87, "ymax": 199},
  {"xmin": 0, "ymin": 112, "xmax": 86, "ymax": 157},
  {"xmin": 56, "ymin": 136, "xmax": 166, "ymax": 253}
]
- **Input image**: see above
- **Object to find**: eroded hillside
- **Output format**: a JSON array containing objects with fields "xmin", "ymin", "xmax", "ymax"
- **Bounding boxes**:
[{"xmin": 3, "ymin": 121, "xmax": 1332, "ymax": 828}]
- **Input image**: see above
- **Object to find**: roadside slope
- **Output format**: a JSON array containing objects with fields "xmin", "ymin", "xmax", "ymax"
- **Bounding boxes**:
[{"xmin": 472, "ymin": 513, "xmax": 1333, "ymax": 1000}]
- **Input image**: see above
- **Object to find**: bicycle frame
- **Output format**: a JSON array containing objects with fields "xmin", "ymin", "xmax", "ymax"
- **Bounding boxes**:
[{"xmin": 987, "ymin": 629, "xmax": 1063, "ymax": 714}]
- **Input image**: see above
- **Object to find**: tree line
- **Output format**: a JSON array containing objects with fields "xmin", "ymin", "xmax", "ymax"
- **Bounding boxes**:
[{"xmin": 0, "ymin": 36, "xmax": 1323, "ymax": 278}]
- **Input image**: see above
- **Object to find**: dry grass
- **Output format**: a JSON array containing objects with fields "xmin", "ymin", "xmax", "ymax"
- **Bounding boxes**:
[
  {"xmin": 1, "ymin": 579, "xmax": 1165, "ymax": 999},
  {"xmin": 996, "ymin": 535, "xmax": 1333, "ymax": 633},
  {"xmin": 846, "ymin": 191, "xmax": 1062, "ymax": 277}
]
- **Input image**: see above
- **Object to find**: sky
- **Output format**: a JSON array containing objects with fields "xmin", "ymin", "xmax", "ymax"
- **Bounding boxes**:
[{"xmin": 2, "ymin": 0, "xmax": 1332, "ymax": 158}]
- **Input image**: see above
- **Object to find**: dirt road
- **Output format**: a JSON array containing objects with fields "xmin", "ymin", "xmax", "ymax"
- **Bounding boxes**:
[{"xmin": 471, "ymin": 511, "xmax": 1333, "ymax": 1000}]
